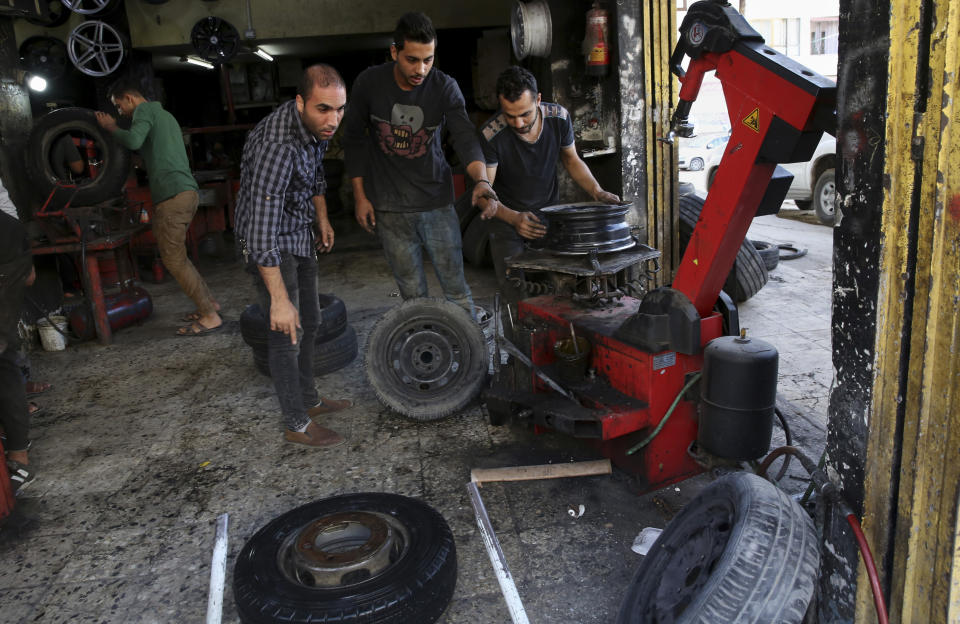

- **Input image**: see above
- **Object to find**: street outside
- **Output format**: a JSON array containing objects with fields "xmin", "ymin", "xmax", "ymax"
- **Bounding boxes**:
[{"xmin": 680, "ymin": 167, "xmax": 835, "ymax": 434}]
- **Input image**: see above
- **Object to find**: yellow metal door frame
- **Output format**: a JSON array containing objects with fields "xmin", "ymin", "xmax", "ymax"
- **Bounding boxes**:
[{"xmin": 858, "ymin": 0, "xmax": 960, "ymax": 621}]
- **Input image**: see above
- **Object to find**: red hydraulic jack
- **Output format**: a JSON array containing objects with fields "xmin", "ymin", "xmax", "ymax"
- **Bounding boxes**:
[{"xmin": 484, "ymin": 0, "xmax": 836, "ymax": 492}]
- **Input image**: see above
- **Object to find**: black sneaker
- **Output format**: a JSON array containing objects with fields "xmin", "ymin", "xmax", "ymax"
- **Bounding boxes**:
[{"xmin": 6, "ymin": 460, "xmax": 35, "ymax": 496}]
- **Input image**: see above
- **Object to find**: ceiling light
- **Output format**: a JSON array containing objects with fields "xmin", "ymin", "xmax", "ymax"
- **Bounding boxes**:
[
  {"xmin": 27, "ymin": 74, "xmax": 47, "ymax": 92},
  {"xmin": 254, "ymin": 47, "xmax": 274, "ymax": 62},
  {"xmin": 184, "ymin": 56, "xmax": 215, "ymax": 69}
]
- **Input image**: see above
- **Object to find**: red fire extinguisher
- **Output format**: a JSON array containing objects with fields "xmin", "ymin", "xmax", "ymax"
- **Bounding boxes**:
[{"xmin": 584, "ymin": 2, "xmax": 610, "ymax": 77}]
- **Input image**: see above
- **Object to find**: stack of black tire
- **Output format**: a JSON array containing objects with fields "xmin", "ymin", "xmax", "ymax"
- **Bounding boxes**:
[{"xmin": 240, "ymin": 294, "xmax": 358, "ymax": 378}]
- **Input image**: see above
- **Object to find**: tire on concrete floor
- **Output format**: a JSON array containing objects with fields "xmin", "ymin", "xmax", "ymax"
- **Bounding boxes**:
[
  {"xmin": 313, "ymin": 324, "xmax": 358, "ymax": 375},
  {"xmin": 252, "ymin": 325, "xmax": 358, "ymax": 378},
  {"xmin": 240, "ymin": 294, "xmax": 347, "ymax": 348},
  {"xmin": 365, "ymin": 298, "xmax": 488, "ymax": 421},
  {"xmin": 749, "ymin": 239, "xmax": 780, "ymax": 272},
  {"xmin": 616, "ymin": 472, "xmax": 819, "ymax": 624},
  {"xmin": 233, "ymin": 492, "xmax": 457, "ymax": 624},
  {"xmin": 26, "ymin": 107, "xmax": 131, "ymax": 206},
  {"xmin": 678, "ymin": 193, "xmax": 768, "ymax": 302},
  {"xmin": 462, "ymin": 215, "xmax": 491, "ymax": 267}
]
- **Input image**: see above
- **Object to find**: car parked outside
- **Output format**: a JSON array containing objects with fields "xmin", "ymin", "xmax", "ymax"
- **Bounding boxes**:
[
  {"xmin": 705, "ymin": 133, "xmax": 837, "ymax": 225},
  {"xmin": 678, "ymin": 132, "xmax": 729, "ymax": 172}
]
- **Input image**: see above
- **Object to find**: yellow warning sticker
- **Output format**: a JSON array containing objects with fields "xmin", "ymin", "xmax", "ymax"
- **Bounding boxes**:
[{"xmin": 742, "ymin": 107, "xmax": 760, "ymax": 133}]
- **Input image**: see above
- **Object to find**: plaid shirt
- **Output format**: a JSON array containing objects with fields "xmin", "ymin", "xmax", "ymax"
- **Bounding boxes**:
[{"xmin": 235, "ymin": 100, "xmax": 327, "ymax": 267}]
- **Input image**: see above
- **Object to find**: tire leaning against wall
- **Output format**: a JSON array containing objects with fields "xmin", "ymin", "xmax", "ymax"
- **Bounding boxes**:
[{"xmin": 26, "ymin": 107, "xmax": 131, "ymax": 207}]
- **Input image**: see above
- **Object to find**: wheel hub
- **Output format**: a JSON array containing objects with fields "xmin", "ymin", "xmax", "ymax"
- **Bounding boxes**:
[
  {"xmin": 647, "ymin": 501, "xmax": 734, "ymax": 623},
  {"xmin": 819, "ymin": 181, "xmax": 836, "ymax": 216},
  {"xmin": 282, "ymin": 511, "xmax": 408, "ymax": 588},
  {"xmin": 391, "ymin": 325, "xmax": 461, "ymax": 391}
]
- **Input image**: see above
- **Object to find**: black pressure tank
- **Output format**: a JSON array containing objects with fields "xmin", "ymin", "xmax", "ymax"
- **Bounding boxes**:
[{"xmin": 698, "ymin": 332, "xmax": 778, "ymax": 460}]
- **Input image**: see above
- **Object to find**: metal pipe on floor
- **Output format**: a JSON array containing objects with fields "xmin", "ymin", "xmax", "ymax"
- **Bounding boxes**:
[
  {"xmin": 466, "ymin": 482, "xmax": 530, "ymax": 624},
  {"xmin": 205, "ymin": 513, "xmax": 229, "ymax": 624}
]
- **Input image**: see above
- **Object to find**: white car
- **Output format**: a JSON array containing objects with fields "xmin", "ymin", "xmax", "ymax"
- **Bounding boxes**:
[
  {"xmin": 706, "ymin": 133, "xmax": 837, "ymax": 225},
  {"xmin": 678, "ymin": 133, "xmax": 729, "ymax": 172}
]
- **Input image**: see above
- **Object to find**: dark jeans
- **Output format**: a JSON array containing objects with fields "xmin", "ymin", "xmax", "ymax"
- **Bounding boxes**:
[
  {"xmin": 376, "ymin": 205, "xmax": 475, "ymax": 318},
  {"xmin": 0, "ymin": 347, "xmax": 29, "ymax": 452},
  {"xmin": 251, "ymin": 253, "xmax": 320, "ymax": 431}
]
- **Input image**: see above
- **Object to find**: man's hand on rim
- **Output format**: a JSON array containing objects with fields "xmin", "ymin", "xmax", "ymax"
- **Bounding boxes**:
[
  {"xmin": 515, "ymin": 211, "xmax": 547, "ymax": 239},
  {"xmin": 594, "ymin": 189, "xmax": 622, "ymax": 204}
]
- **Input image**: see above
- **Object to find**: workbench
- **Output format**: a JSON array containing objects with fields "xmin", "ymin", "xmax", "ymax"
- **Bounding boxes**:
[{"xmin": 31, "ymin": 226, "xmax": 145, "ymax": 345}]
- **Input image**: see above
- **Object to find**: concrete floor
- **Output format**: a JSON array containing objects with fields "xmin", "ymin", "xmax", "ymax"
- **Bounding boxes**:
[{"xmin": 0, "ymin": 197, "xmax": 833, "ymax": 623}]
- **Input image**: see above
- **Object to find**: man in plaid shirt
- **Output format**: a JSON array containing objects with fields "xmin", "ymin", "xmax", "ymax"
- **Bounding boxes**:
[{"xmin": 235, "ymin": 64, "xmax": 351, "ymax": 448}]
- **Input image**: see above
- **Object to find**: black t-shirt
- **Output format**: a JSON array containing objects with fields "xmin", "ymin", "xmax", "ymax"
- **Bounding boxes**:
[
  {"xmin": 480, "ymin": 103, "xmax": 575, "ymax": 214},
  {"xmin": 342, "ymin": 63, "xmax": 484, "ymax": 213}
]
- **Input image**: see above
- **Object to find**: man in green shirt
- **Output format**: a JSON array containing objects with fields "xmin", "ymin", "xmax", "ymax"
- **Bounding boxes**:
[{"xmin": 95, "ymin": 79, "xmax": 222, "ymax": 336}]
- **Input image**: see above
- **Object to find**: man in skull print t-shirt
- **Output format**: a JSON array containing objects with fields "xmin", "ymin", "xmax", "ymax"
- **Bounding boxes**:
[{"xmin": 343, "ymin": 11, "xmax": 495, "ymax": 318}]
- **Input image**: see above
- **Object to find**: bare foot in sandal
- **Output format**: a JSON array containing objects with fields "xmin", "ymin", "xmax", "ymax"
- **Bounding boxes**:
[
  {"xmin": 181, "ymin": 302, "xmax": 221, "ymax": 322},
  {"xmin": 176, "ymin": 316, "xmax": 223, "ymax": 337},
  {"xmin": 25, "ymin": 381, "xmax": 52, "ymax": 396}
]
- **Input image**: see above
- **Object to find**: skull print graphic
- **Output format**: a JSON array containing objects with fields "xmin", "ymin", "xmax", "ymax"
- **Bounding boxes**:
[{"xmin": 373, "ymin": 104, "xmax": 438, "ymax": 158}]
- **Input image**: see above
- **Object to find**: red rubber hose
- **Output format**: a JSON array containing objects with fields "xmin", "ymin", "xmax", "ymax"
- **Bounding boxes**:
[{"xmin": 846, "ymin": 513, "xmax": 889, "ymax": 624}]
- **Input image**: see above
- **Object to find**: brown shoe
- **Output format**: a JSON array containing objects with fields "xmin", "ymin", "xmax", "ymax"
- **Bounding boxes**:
[
  {"xmin": 307, "ymin": 397, "xmax": 353, "ymax": 417},
  {"xmin": 284, "ymin": 421, "xmax": 345, "ymax": 448}
]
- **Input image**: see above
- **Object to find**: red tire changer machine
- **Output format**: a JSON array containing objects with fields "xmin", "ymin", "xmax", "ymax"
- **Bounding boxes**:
[{"xmin": 483, "ymin": 0, "xmax": 836, "ymax": 492}]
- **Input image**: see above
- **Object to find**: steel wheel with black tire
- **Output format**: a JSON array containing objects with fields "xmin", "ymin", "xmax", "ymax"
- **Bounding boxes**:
[
  {"xmin": 26, "ymin": 107, "xmax": 131, "ymax": 206},
  {"xmin": 688, "ymin": 157, "xmax": 704, "ymax": 172},
  {"xmin": 233, "ymin": 493, "xmax": 457, "ymax": 624},
  {"xmin": 462, "ymin": 215, "xmax": 491, "ymax": 267},
  {"xmin": 749, "ymin": 240, "xmax": 780, "ymax": 272},
  {"xmin": 678, "ymin": 193, "xmax": 768, "ymax": 302},
  {"xmin": 365, "ymin": 298, "xmax": 488, "ymax": 420},
  {"xmin": 813, "ymin": 169, "xmax": 836, "ymax": 226},
  {"xmin": 616, "ymin": 472, "xmax": 819, "ymax": 624}
]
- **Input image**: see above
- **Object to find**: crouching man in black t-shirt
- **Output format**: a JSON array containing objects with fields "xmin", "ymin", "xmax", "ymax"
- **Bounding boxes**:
[{"xmin": 478, "ymin": 66, "xmax": 621, "ymax": 302}]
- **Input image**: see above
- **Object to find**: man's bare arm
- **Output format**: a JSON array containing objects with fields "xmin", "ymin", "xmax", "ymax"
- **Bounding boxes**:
[
  {"xmin": 257, "ymin": 266, "xmax": 299, "ymax": 344},
  {"xmin": 560, "ymin": 145, "xmax": 621, "ymax": 204}
]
